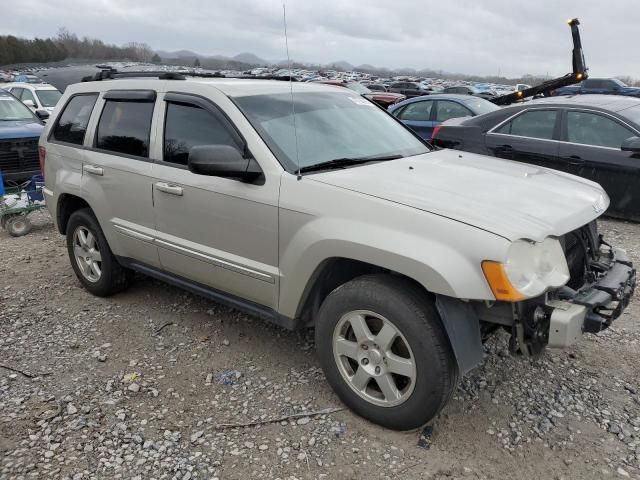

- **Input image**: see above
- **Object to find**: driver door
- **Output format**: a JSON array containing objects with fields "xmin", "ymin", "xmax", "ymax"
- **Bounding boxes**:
[
  {"xmin": 559, "ymin": 109, "xmax": 640, "ymax": 219},
  {"xmin": 150, "ymin": 91, "xmax": 280, "ymax": 308}
]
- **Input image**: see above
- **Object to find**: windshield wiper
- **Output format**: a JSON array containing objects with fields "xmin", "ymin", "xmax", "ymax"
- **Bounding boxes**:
[{"xmin": 299, "ymin": 154, "xmax": 402, "ymax": 174}]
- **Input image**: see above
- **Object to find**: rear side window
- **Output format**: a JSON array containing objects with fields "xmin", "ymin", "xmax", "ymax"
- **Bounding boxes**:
[
  {"xmin": 495, "ymin": 110, "xmax": 557, "ymax": 140},
  {"xmin": 435, "ymin": 101, "xmax": 472, "ymax": 122},
  {"xmin": 163, "ymin": 102, "xmax": 239, "ymax": 165},
  {"xmin": 52, "ymin": 94, "xmax": 98, "ymax": 145},
  {"xmin": 397, "ymin": 101, "xmax": 433, "ymax": 121},
  {"xmin": 96, "ymin": 100, "xmax": 154, "ymax": 158}
]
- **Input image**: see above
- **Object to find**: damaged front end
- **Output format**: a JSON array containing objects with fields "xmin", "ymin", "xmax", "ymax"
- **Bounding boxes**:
[
  {"xmin": 481, "ymin": 222, "xmax": 636, "ymax": 357},
  {"xmin": 436, "ymin": 222, "xmax": 635, "ymax": 376}
]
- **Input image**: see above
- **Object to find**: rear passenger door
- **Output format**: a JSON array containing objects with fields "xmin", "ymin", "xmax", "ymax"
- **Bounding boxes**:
[
  {"xmin": 395, "ymin": 99, "xmax": 435, "ymax": 139},
  {"xmin": 559, "ymin": 109, "xmax": 640, "ymax": 218},
  {"xmin": 81, "ymin": 89, "xmax": 160, "ymax": 268},
  {"xmin": 151, "ymin": 91, "xmax": 279, "ymax": 309},
  {"xmin": 485, "ymin": 109, "xmax": 562, "ymax": 170}
]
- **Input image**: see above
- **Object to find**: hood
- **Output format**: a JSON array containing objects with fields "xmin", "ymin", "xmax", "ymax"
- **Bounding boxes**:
[
  {"xmin": 0, "ymin": 120, "xmax": 44, "ymax": 139},
  {"xmin": 620, "ymin": 87, "xmax": 640, "ymax": 95},
  {"xmin": 309, "ymin": 150, "xmax": 607, "ymax": 242}
]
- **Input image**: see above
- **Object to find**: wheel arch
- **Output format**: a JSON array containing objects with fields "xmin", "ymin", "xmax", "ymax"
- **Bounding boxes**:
[
  {"xmin": 293, "ymin": 256, "xmax": 440, "ymax": 328},
  {"xmin": 56, "ymin": 193, "xmax": 92, "ymax": 235}
]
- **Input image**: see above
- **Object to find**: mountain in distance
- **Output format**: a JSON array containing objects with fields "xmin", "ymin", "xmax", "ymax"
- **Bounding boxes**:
[
  {"xmin": 232, "ymin": 52, "xmax": 268, "ymax": 65},
  {"xmin": 326, "ymin": 60, "xmax": 354, "ymax": 71}
]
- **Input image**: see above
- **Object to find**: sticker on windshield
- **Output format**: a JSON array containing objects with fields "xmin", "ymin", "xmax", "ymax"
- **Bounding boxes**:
[{"xmin": 348, "ymin": 96, "xmax": 374, "ymax": 106}]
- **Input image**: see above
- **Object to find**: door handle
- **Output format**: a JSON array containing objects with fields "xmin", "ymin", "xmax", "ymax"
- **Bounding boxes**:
[
  {"xmin": 564, "ymin": 155, "xmax": 585, "ymax": 165},
  {"xmin": 495, "ymin": 144, "xmax": 513, "ymax": 154},
  {"xmin": 154, "ymin": 182, "xmax": 183, "ymax": 196},
  {"xmin": 83, "ymin": 165, "xmax": 103, "ymax": 176}
]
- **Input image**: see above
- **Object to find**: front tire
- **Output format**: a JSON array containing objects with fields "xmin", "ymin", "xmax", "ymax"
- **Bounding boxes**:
[
  {"xmin": 315, "ymin": 274, "xmax": 457, "ymax": 430},
  {"xmin": 66, "ymin": 208, "xmax": 132, "ymax": 296}
]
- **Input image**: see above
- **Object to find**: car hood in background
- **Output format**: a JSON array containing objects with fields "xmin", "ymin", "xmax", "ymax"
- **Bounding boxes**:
[
  {"xmin": 309, "ymin": 149, "xmax": 607, "ymax": 242},
  {"xmin": 0, "ymin": 120, "xmax": 44, "ymax": 139},
  {"xmin": 620, "ymin": 87, "xmax": 640, "ymax": 96}
]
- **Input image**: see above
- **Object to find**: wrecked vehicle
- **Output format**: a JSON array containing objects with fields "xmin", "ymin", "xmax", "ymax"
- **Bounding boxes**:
[{"xmin": 40, "ymin": 73, "xmax": 636, "ymax": 430}]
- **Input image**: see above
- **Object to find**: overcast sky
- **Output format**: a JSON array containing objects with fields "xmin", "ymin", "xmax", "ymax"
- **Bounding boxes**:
[{"xmin": 3, "ymin": 0, "xmax": 638, "ymax": 78}]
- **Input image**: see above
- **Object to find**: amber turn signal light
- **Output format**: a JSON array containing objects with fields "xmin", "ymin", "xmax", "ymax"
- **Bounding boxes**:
[{"xmin": 481, "ymin": 261, "xmax": 525, "ymax": 302}]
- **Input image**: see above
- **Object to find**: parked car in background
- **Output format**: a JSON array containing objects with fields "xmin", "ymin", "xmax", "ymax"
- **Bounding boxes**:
[
  {"xmin": 316, "ymin": 80, "xmax": 405, "ymax": 108},
  {"xmin": 365, "ymin": 83, "xmax": 389, "ymax": 92},
  {"xmin": 40, "ymin": 76, "xmax": 635, "ymax": 431},
  {"xmin": 388, "ymin": 81, "xmax": 431, "ymax": 98},
  {"xmin": 388, "ymin": 94, "xmax": 500, "ymax": 140},
  {"xmin": 553, "ymin": 78, "xmax": 640, "ymax": 98},
  {"xmin": 2, "ymin": 83, "xmax": 62, "ymax": 113},
  {"xmin": 432, "ymin": 95, "xmax": 640, "ymax": 221},
  {"xmin": 441, "ymin": 85, "xmax": 495, "ymax": 100},
  {"xmin": 0, "ymin": 89, "xmax": 44, "ymax": 183},
  {"xmin": 0, "ymin": 71, "xmax": 13, "ymax": 83},
  {"xmin": 13, "ymin": 74, "xmax": 44, "ymax": 84}
]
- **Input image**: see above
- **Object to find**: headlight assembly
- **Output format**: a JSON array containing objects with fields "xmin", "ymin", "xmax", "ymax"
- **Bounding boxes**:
[{"xmin": 482, "ymin": 238, "xmax": 570, "ymax": 301}]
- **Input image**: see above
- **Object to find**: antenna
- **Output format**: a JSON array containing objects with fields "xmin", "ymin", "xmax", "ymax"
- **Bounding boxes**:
[{"xmin": 282, "ymin": 0, "xmax": 301, "ymax": 180}]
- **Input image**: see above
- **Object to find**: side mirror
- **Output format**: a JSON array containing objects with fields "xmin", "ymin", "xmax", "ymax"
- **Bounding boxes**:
[
  {"xmin": 35, "ymin": 109, "xmax": 50, "ymax": 121},
  {"xmin": 188, "ymin": 145, "xmax": 263, "ymax": 182},
  {"xmin": 23, "ymin": 99, "xmax": 35, "ymax": 108},
  {"xmin": 621, "ymin": 136, "xmax": 640, "ymax": 154}
]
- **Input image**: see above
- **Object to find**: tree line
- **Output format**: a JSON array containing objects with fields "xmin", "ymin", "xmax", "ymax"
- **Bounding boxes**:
[{"xmin": 0, "ymin": 28, "xmax": 154, "ymax": 67}]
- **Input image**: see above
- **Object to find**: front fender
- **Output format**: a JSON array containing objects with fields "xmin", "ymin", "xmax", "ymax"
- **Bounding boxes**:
[{"xmin": 278, "ymin": 213, "xmax": 508, "ymax": 319}]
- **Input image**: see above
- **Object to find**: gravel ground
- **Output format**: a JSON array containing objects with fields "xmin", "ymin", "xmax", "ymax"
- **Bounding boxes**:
[{"xmin": 0, "ymin": 212, "xmax": 638, "ymax": 480}]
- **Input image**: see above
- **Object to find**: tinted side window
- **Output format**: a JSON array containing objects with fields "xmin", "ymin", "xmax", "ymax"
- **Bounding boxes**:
[
  {"xmin": 567, "ymin": 111, "xmax": 635, "ymax": 148},
  {"xmin": 397, "ymin": 101, "xmax": 433, "ymax": 121},
  {"xmin": 495, "ymin": 110, "xmax": 557, "ymax": 140},
  {"xmin": 164, "ymin": 102, "xmax": 238, "ymax": 165},
  {"xmin": 435, "ymin": 101, "xmax": 472, "ymax": 122},
  {"xmin": 96, "ymin": 100, "xmax": 154, "ymax": 157},
  {"xmin": 52, "ymin": 94, "xmax": 98, "ymax": 145}
]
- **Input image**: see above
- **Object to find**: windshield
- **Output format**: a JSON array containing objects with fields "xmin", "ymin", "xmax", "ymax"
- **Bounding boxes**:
[
  {"xmin": 347, "ymin": 82, "xmax": 372, "ymax": 95},
  {"xmin": 36, "ymin": 89, "xmax": 62, "ymax": 107},
  {"xmin": 235, "ymin": 91, "xmax": 429, "ymax": 171},
  {"xmin": 463, "ymin": 98, "xmax": 501, "ymax": 115},
  {"xmin": 0, "ymin": 95, "xmax": 35, "ymax": 121}
]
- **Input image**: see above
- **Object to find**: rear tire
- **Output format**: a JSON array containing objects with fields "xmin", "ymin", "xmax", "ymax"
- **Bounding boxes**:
[
  {"xmin": 66, "ymin": 208, "xmax": 132, "ymax": 296},
  {"xmin": 315, "ymin": 274, "xmax": 457, "ymax": 431}
]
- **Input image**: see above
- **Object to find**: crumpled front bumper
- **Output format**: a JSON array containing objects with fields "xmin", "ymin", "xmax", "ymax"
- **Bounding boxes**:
[{"xmin": 548, "ymin": 248, "xmax": 636, "ymax": 348}]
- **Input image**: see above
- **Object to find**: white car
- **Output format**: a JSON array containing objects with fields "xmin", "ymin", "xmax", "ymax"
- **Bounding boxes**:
[{"xmin": 3, "ymin": 83, "xmax": 62, "ymax": 113}]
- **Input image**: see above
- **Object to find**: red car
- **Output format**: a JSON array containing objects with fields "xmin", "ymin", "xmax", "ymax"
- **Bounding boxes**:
[{"xmin": 316, "ymin": 80, "xmax": 405, "ymax": 108}]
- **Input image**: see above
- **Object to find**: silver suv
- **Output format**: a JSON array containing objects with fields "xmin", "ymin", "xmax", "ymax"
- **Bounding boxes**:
[{"xmin": 39, "ymin": 75, "xmax": 636, "ymax": 430}]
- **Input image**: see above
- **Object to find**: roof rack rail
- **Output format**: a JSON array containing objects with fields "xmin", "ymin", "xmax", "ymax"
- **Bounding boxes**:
[{"xmin": 81, "ymin": 69, "xmax": 299, "ymax": 83}]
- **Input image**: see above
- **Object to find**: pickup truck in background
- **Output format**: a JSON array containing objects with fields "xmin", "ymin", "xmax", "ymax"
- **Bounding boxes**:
[{"xmin": 552, "ymin": 78, "xmax": 640, "ymax": 97}]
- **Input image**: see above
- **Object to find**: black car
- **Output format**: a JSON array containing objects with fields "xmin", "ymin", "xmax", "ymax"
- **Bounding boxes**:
[
  {"xmin": 388, "ymin": 81, "xmax": 431, "ymax": 98},
  {"xmin": 432, "ymin": 95, "xmax": 640, "ymax": 221}
]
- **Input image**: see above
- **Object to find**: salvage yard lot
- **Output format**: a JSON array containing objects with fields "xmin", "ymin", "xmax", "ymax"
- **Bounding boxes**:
[{"xmin": 1, "ymin": 212, "xmax": 639, "ymax": 480}]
